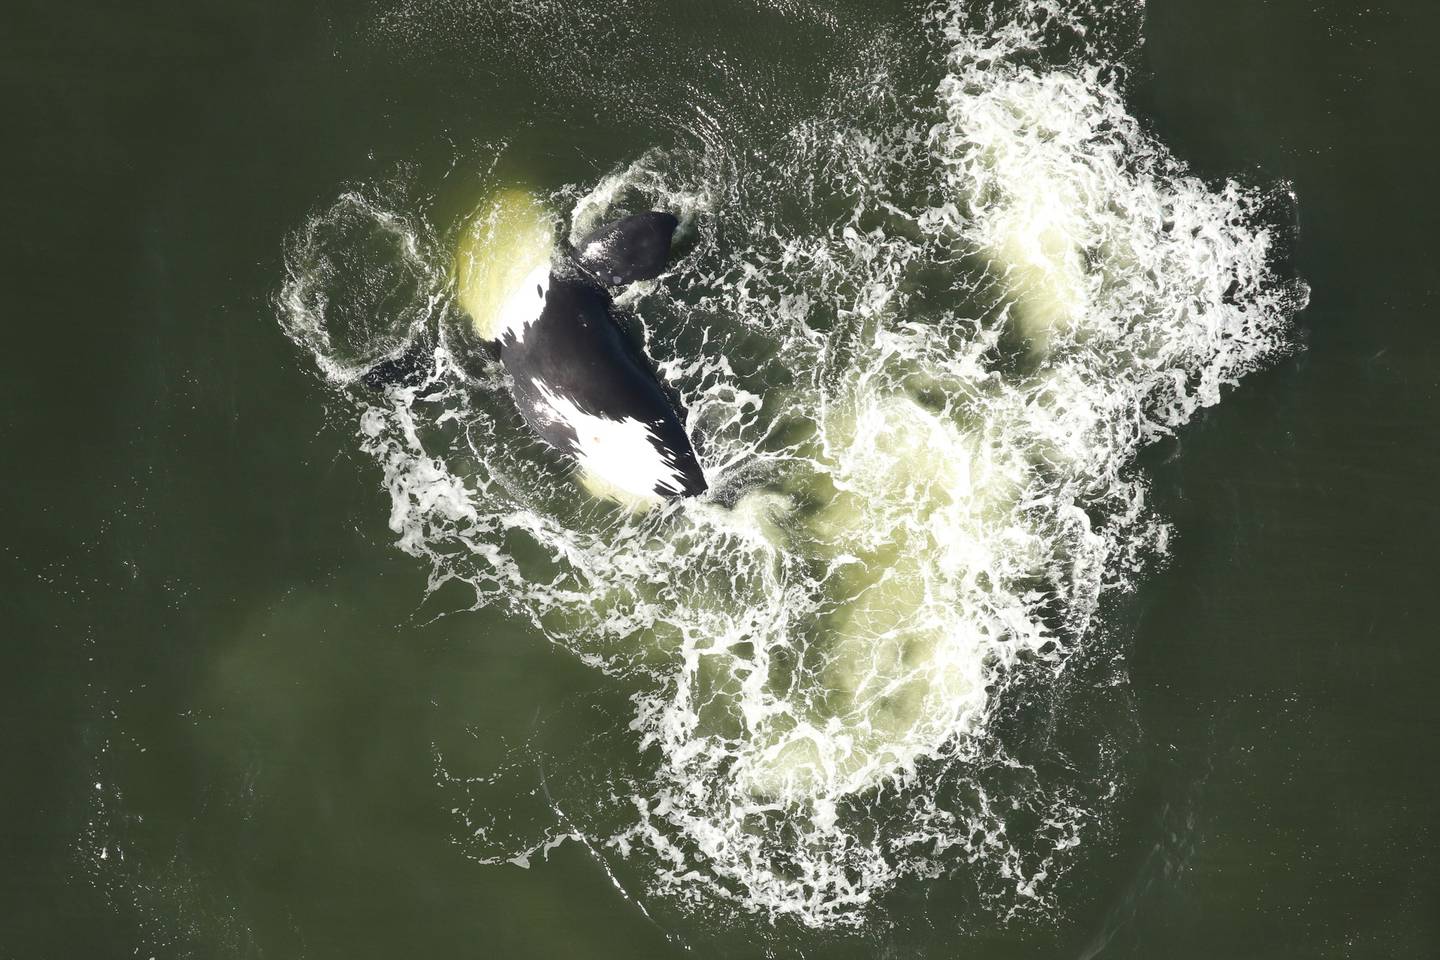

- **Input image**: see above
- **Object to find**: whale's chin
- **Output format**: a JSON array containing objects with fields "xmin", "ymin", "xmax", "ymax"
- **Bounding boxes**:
[{"xmin": 577, "ymin": 466, "xmax": 665, "ymax": 512}]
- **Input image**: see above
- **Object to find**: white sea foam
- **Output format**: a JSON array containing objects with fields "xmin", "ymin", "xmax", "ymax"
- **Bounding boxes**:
[{"xmin": 279, "ymin": 0, "xmax": 1306, "ymax": 930}]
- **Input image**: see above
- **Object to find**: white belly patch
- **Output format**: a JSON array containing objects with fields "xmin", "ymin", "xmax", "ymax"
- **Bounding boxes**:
[{"xmin": 531, "ymin": 381, "xmax": 690, "ymax": 502}]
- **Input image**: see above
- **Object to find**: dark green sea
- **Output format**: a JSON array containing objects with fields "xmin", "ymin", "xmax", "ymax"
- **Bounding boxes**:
[{"xmin": 4, "ymin": 1, "xmax": 1438, "ymax": 957}]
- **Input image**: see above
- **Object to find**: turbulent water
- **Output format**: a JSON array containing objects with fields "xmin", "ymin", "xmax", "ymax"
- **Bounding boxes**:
[{"xmin": 279, "ymin": 0, "xmax": 1306, "ymax": 930}]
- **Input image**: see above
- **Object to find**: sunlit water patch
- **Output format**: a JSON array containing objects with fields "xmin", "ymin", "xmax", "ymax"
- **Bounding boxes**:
[{"xmin": 278, "ymin": 0, "xmax": 1306, "ymax": 930}]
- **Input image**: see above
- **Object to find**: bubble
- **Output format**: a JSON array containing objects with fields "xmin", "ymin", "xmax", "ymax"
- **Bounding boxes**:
[{"xmin": 279, "ymin": 191, "xmax": 445, "ymax": 383}]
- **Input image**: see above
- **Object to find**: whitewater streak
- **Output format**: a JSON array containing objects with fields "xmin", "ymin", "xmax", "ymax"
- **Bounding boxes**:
[{"xmin": 279, "ymin": 0, "xmax": 1305, "ymax": 929}]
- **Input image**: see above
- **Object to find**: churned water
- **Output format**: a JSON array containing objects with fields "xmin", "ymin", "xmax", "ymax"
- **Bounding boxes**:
[
  {"xmin": 280, "ymin": 0, "xmax": 1303, "ymax": 929},
  {"xmin": 6, "ymin": 0, "xmax": 1438, "ymax": 957}
]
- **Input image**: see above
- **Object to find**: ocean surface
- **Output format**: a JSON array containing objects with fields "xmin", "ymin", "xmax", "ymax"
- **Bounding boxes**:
[{"xmin": 4, "ymin": 0, "xmax": 1438, "ymax": 957}]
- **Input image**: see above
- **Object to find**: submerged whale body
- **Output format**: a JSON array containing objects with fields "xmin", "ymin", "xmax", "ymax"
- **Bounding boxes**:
[{"xmin": 371, "ymin": 197, "xmax": 706, "ymax": 506}]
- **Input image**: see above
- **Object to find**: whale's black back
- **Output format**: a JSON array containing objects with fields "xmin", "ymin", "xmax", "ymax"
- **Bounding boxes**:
[{"xmin": 359, "ymin": 208, "xmax": 705, "ymax": 499}]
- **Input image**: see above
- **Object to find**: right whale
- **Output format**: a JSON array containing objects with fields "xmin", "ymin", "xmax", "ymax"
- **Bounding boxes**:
[
  {"xmin": 370, "ymin": 194, "xmax": 706, "ymax": 507},
  {"xmin": 494, "ymin": 210, "xmax": 708, "ymax": 504}
]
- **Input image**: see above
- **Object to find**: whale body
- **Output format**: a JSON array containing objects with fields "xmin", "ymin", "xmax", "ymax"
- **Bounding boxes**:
[
  {"xmin": 497, "ymin": 214, "xmax": 707, "ymax": 503},
  {"xmin": 372, "ymin": 191, "xmax": 706, "ymax": 507}
]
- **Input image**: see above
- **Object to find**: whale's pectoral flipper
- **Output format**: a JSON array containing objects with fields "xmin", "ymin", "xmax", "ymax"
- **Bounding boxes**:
[
  {"xmin": 360, "ymin": 330, "xmax": 436, "ymax": 392},
  {"xmin": 573, "ymin": 212, "xmax": 680, "ymax": 287}
]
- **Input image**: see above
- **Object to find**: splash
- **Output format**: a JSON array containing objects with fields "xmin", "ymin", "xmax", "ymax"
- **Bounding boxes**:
[{"xmin": 278, "ymin": 0, "xmax": 1305, "ymax": 930}]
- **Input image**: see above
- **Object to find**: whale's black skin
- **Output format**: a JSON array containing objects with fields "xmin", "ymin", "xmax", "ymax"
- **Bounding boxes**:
[
  {"xmin": 365, "ymin": 211, "xmax": 706, "ymax": 500},
  {"xmin": 501, "ymin": 245, "xmax": 707, "ymax": 498},
  {"xmin": 573, "ymin": 211, "xmax": 682, "ymax": 286}
]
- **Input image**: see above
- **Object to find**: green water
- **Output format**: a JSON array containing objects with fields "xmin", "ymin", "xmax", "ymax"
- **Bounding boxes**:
[{"xmin": 4, "ymin": 0, "xmax": 1438, "ymax": 957}]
